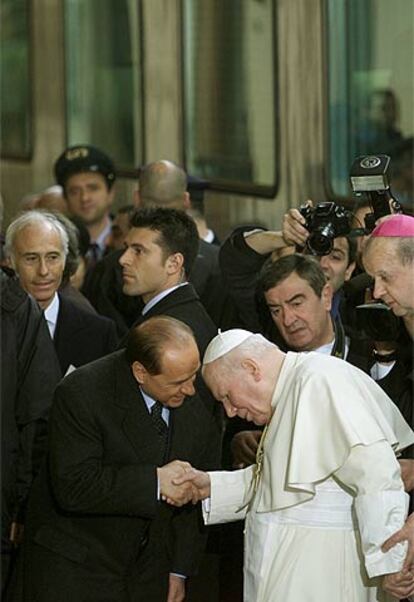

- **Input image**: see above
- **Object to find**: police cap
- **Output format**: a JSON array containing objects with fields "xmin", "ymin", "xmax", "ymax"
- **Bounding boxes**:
[{"xmin": 54, "ymin": 144, "xmax": 116, "ymax": 188}]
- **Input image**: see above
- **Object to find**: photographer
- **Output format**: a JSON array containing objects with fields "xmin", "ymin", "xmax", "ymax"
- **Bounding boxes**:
[
  {"xmin": 282, "ymin": 201, "xmax": 357, "ymax": 301},
  {"xmin": 219, "ymin": 201, "xmax": 357, "ymax": 335},
  {"xmin": 280, "ymin": 201, "xmax": 359, "ymax": 332},
  {"xmin": 363, "ymin": 214, "xmax": 414, "ymax": 599}
]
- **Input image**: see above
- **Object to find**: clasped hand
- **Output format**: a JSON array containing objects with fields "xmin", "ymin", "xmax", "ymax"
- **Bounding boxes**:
[
  {"xmin": 158, "ymin": 460, "xmax": 211, "ymax": 506},
  {"xmin": 382, "ymin": 567, "xmax": 414, "ymax": 598},
  {"xmin": 381, "ymin": 512, "xmax": 414, "ymax": 598}
]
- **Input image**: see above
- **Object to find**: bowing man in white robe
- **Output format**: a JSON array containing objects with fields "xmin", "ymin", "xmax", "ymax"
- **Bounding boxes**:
[{"xmin": 173, "ymin": 330, "xmax": 414, "ymax": 602}]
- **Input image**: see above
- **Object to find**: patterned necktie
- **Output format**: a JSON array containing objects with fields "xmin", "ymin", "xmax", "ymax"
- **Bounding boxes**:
[{"xmin": 150, "ymin": 401, "xmax": 168, "ymax": 448}]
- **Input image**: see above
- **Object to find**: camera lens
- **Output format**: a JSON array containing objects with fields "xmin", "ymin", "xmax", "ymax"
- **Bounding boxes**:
[{"xmin": 307, "ymin": 225, "xmax": 335, "ymax": 255}]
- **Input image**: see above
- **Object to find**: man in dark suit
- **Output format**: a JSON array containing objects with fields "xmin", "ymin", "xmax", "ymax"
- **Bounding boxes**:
[
  {"xmin": 1, "ymin": 269, "xmax": 61, "ymax": 598},
  {"xmin": 119, "ymin": 206, "xmax": 217, "ymax": 356},
  {"xmin": 82, "ymin": 160, "xmax": 234, "ymax": 334},
  {"xmin": 19, "ymin": 316, "xmax": 220, "ymax": 601},
  {"xmin": 5, "ymin": 210, "xmax": 118, "ymax": 375},
  {"xmin": 118, "ymin": 207, "xmax": 223, "ymax": 601}
]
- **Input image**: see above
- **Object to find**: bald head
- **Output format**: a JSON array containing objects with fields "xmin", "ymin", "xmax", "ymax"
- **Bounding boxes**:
[{"xmin": 138, "ymin": 160, "xmax": 188, "ymax": 209}]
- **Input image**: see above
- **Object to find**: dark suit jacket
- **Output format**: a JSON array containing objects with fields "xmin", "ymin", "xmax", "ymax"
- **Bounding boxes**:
[
  {"xmin": 1, "ymin": 272, "xmax": 60, "ymax": 551},
  {"xmin": 21, "ymin": 350, "xmax": 220, "ymax": 601},
  {"xmin": 122, "ymin": 283, "xmax": 217, "ymax": 356},
  {"xmin": 121, "ymin": 284, "xmax": 224, "ymax": 467},
  {"xmin": 54, "ymin": 294, "xmax": 118, "ymax": 375}
]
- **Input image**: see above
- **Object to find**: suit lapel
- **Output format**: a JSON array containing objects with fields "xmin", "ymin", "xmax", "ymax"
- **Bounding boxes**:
[
  {"xmin": 167, "ymin": 397, "xmax": 201, "ymax": 460},
  {"xmin": 54, "ymin": 295, "xmax": 79, "ymax": 372}
]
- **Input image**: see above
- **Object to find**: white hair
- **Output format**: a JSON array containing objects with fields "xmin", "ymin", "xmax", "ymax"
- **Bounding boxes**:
[{"xmin": 5, "ymin": 210, "xmax": 69, "ymax": 266}]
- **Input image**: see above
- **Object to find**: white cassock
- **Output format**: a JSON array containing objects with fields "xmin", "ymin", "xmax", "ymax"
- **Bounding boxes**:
[{"xmin": 203, "ymin": 352, "xmax": 414, "ymax": 602}]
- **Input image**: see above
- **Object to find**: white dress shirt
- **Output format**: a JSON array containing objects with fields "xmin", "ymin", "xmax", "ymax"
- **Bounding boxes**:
[{"xmin": 43, "ymin": 293, "xmax": 60, "ymax": 339}]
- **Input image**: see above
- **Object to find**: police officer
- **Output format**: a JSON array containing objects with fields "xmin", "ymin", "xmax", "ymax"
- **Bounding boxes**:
[{"xmin": 54, "ymin": 145, "xmax": 116, "ymax": 262}]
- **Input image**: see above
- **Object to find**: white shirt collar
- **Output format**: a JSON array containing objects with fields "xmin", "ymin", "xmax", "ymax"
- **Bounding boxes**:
[
  {"xmin": 203, "ymin": 229, "xmax": 215, "ymax": 244},
  {"xmin": 313, "ymin": 337, "xmax": 349, "ymax": 359},
  {"xmin": 142, "ymin": 282, "xmax": 188, "ymax": 315},
  {"xmin": 43, "ymin": 292, "xmax": 60, "ymax": 339}
]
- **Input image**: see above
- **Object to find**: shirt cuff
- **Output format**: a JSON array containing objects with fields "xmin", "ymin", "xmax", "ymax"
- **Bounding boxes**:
[{"xmin": 355, "ymin": 490, "xmax": 409, "ymax": 578}]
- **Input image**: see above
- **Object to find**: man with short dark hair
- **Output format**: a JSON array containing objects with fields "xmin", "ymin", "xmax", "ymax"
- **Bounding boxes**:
[
  {"xmin": 259, "ymin": 254, "xmax": 336, "ymax": 352},
  {"xmin": 219, "ymin": 219, "xmax": 356, "ymax": 338},
  {"xmin": 54, "ymin": 144, "xmax": 116, "ymax": 261},
  {"xmin": 83, "ymin": 160, "xmax": 233, "ymax": 333},
  {"xmin": 119, "ymin": 206, "xmax": 217, "ymax": 356},
  {"xmin": 19, "ymin": 316, "xmax": 220, "ymax": 602}
]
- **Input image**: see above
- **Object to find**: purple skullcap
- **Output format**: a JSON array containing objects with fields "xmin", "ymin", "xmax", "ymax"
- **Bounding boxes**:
[{"xmin": 371, "ymin": 215, "xmax": 414, "ymax": 238}]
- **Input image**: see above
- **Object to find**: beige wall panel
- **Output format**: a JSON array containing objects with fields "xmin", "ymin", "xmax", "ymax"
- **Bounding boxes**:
[
  {"xmin": 1, "ymin": 0, "xmax": 66, "ymax": 225},
  {"xmin": 143, "ymin": 0, "xmax": 181, "ymax": 163},
  {"xmin": 206, "ymin": 0, "xmax": 326, "ymax": 239}
]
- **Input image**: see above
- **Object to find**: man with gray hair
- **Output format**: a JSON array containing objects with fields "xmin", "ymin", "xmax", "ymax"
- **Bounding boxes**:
[
  {"xmin": 363, "ymin": 214, "xmax": 414, "ymax": 336},
  {"xmin": 5, "ymin": 210, "xmax": 118, "ymax": 375},
  {"xmin": 174, "ymin": 329, "xmax": 414, "ymax": 601}
]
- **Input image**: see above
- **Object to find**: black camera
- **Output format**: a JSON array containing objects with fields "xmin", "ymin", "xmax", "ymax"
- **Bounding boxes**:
[
  {"xmin": 299, "ymin": 202, "xmax": 352, "ymax": 256},
  {"xmin": 349, "ymin": 154, "xmax": 402, "ymax": 232},
  {"xmin": 355, "ymin": 302, "xmax": 401, "ymax": 342}
]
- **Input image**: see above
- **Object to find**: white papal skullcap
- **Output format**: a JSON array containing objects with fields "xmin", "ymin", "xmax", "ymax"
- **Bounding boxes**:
[{"xmin": 203, "ymin": 329, "xmax": 255, "ymax": 365}]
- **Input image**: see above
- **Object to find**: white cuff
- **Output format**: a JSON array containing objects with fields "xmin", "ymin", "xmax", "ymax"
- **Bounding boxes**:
[
  {"xmin": 355, "ymin": 490, "xmax": 409, "ymax": 577},
  {"xmin": 202, "ymin": 468, "xmax": 253, "ymax": 525}
]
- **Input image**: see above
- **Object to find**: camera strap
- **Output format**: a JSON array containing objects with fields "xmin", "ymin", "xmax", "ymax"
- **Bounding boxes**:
[{"xmin": 331, "ymin": 317, "xmax": 346, "ymax": 360}]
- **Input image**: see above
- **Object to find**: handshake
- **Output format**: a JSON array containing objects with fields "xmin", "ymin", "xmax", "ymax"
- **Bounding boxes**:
[{"xmin": 157, "ymin": 460, "xmax": 211, "ymax": 506}]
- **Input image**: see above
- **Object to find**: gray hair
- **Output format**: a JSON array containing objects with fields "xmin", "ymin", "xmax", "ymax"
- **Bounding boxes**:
[
  {"xmin": 364, "ymin": 235, "xmax": 414, "ymax": 266},
  {"xmin": 395, "ymin": 237, "xmax": 414, "ymax": 265},
  {"xmin": 5, "ymin": 210, "xmax": 70, "ymax": 266}
]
